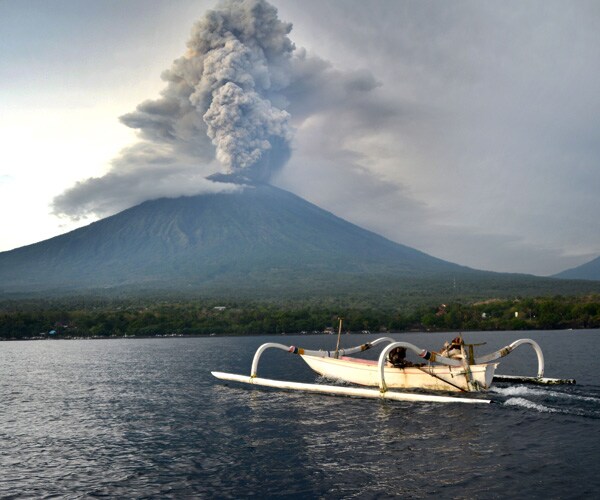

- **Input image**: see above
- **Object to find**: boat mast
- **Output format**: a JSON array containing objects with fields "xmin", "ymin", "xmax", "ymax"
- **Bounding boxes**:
[{"xmin": 334, "ymin": 317, "xmax": 343, "ymax": 359}]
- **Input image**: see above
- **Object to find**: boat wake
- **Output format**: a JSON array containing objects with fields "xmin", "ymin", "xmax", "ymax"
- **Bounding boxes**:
[
  {"xmin": 503, "ymin": 397, "xmax": 558, "ymax": 413},
  {"xmin": 492, "ymin": 384, "xmax": 600, "ymax": 419},
  {"xmin": 492, "ymin": 385, "xmax": 600, "ymax": 402}
]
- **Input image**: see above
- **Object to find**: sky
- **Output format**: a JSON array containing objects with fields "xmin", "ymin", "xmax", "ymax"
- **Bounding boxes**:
[{"xmin": 1, "ymin": 0, "xmax": 599, "ymax": 276}]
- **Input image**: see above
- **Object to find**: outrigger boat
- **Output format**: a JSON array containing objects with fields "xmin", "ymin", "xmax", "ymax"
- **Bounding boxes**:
[{"xmin": 212, "ymin": 321, "xmax": 574, "ymax": 405}]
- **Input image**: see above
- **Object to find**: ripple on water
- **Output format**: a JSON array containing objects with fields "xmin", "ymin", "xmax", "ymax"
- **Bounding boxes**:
[{"xmin": 1, "ymin": 334, "xmax": 600, "ymax": 498}]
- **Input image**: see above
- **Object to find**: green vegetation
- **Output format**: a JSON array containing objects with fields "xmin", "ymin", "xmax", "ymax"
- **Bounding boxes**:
[{"xmin": 1, "ymin": 295, "xmax": 599, "ymax": 340}]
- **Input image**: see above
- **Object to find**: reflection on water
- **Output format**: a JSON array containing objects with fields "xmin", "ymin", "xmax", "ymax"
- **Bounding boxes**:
[{"xmin": 1, "ymin": 331, "xmax": 600, "ymax": 498}]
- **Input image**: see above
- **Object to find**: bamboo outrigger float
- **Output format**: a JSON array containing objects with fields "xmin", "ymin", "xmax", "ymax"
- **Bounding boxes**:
[{"xmin": 212, "ymin": 321, "xmax": 575, "ymax": 404}]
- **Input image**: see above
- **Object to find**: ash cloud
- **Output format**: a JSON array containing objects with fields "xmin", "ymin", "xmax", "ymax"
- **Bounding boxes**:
[
  {"xmin": 54, "ymin": 0, "xmax": 384, "ymax": 219},
  {"xmin": 154, "ymin": 0, "xmax": 295, "ymax": 177},
  {"xmin": 273, "ymin": 0, "xmax": 600, "ymax": 275}
]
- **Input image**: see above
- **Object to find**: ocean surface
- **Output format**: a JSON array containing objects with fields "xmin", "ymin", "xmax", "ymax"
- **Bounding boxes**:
[{"xmin": 1, "ymin": 330, "xmax": 599, "ymax": 499}]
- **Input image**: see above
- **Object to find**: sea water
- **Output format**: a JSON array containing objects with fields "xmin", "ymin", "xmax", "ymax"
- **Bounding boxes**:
[{"xmin": 1, "ymin": 330, "xmax": 599, "ymax": 498}]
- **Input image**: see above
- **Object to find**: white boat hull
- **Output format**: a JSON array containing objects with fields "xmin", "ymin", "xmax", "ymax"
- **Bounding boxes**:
[{"xmin": 301, "ymin": 354, "xmax": 497, "ymax": 392}]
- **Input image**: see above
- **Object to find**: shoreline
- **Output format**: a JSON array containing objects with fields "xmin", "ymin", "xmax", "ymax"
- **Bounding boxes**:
[{"xmin": 1, "ymin": 327, "xmax": 594, "ymax": 342}]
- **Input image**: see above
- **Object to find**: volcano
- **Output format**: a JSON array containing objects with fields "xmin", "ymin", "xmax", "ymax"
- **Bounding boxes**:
[{"xmin": 1, "ymin": 184, "xmax": 598, "ymax": 299}]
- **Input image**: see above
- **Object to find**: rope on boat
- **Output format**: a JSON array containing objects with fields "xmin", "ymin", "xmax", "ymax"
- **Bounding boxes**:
[{"xmin": 415, "ymin": 364, "xmax": 468, "ymax": 392}]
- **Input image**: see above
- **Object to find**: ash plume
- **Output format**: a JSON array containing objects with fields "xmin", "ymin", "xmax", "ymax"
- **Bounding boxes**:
[
  {"xmin": 122, "ymin": 0, "xmax": 294, "ymax": 183},
  {"xmin": 143, "ymin": 0, "xmax": 294, "ymax": 178},
  {"xmin": 53, "ymin": 0, "xmax": 382, "ymax": 219}
]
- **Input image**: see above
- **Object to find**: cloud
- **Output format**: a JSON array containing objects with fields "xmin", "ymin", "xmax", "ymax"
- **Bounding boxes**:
[
  {"xmin": 52, "ymin": 143, "xmax": 242, "ymax": 219},
  {"xmin": 53, "ymin": 0, "xmax": 391, "ymax": 222},
  {"xmin": 271, "ymin": 0, "xmax": 600, "ymax": 275},
  {"xmin": 54, "ymin": 0, "xmax": 294, "ymax": 218}
]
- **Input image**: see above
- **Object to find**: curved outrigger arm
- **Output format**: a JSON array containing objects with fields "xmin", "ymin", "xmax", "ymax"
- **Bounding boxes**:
[
  {"xmin": 250, "ymin": 338, "xmax": 397, "ymax": 377},
  {"xmin": 377, "ymin": 342, "xmax": 464, "ymax": 392},
  {"xmin": 250, "ymin": 338, "xmax": 466, "ymax": 381},
  {"xmin": 474, "ymin": 338, "xmax": 544, "ymax": 379}
]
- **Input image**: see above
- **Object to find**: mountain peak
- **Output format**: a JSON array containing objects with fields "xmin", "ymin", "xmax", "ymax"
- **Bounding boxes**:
[
  {"xmin": 2, "ymin": 184, "xmax": 599, "ymax": 299},
  {"xmin": 0, "ymin": 184, "xmax": 463, "ymax": 295},
  {"xmin": 553, "ymin": 255, "xmax": 600, "ymax": 281}
]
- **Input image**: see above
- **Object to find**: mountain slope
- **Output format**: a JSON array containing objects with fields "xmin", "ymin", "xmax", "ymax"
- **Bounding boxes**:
[
  {"xmin": 1, "ymin": 184, "xmax": 599, "ymax": 299},
  {"xmin": 0, "ymin": 184, "xmax": 464, "ymax": 292},
  {"xmin": 553, "ymin": 256, "xmax": 600, "ymax": 281}
]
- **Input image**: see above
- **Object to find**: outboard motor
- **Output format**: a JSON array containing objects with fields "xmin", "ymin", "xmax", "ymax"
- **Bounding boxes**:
[{"xmin": 388, "ymin": 346, "xmax": 408, "ymax": 367}]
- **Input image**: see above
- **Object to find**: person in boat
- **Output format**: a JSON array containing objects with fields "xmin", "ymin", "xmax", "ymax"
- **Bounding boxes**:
[
  {"xmin": 388, "ymin": 337, "xmax": 465, "ymax": 368},
  {"xmin": 438, "ymin": 336, "xmax": 464, "ymax": 359}
]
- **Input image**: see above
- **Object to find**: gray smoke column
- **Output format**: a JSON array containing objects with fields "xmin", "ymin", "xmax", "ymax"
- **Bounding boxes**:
[
  {"xmin": 125, "ymin": 0, "xmax": 293, "ymax": 182},
  {"xmin": 53, "ymin": 0, "xmax": 381, "ymax": 219}
]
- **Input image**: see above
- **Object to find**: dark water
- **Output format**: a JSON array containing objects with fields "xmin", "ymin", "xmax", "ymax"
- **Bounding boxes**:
[{"xmin": 1, "ymin": 330, "xmax": 599, "ymax": 499}]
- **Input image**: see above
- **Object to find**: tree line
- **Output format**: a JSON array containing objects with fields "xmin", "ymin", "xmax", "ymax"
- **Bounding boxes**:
[{"xmin": 1, "ymin": 295, "xmax": 599, "ymax": 340}]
